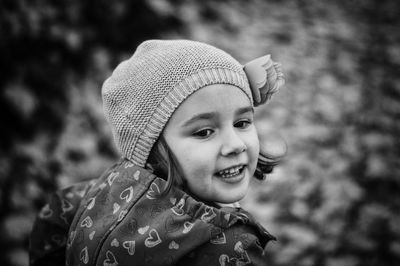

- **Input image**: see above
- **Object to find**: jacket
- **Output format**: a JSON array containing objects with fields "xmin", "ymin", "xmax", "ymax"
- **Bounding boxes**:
[{"xmin": 30, "ymin": 159, "xmax": 275, "ymax": 265}]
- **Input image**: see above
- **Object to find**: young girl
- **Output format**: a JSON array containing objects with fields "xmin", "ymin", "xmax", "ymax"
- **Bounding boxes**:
[{"xmin": 30, "ymin": 40, "xmax": 285, "ymax": 265}]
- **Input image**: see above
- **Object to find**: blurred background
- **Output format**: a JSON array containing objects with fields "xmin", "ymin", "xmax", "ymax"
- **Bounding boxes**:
[{"xmin": 1, "ymin": 0, "xmax": 399, "ymax": 265}]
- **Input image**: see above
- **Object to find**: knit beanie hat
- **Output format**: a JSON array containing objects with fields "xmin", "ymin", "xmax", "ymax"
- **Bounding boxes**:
[{"xmin": 102, "ymin": 40, "xmax": 253, "ymax": 167}]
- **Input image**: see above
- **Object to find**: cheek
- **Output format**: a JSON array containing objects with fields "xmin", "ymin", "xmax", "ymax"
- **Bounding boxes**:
[
  {"xmin": 171, "ymin": 141, "xmax": 215, "ymax": 177},
  {"xmin": 246, "ymin": 129, "xmax": 260, "ymax": 166},
  {"xmin": 176, "ymin": 150, "xmax": 214, "ymax": 195}
]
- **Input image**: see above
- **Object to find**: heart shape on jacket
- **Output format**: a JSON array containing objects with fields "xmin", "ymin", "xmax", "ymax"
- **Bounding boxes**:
[
  {"xmin": 103, "ymin": 250, "xmax": 118, "ymax": 266},
  {"xmin": 124, "ymin": 161, "xmax": 135, "ymax": 168},
  {"xmin": 79, "ymin": 246, "xmax": 89, "ymax": 264},
  {"xmin": 111, "ymin": 238, "xmax": 119, "ymax": 247},
  {"xmin": 61, "ymin": 199, "xmax": 73, "ymax": 213},
  {"xmin": 86, "ymin": 197, "xmax": 96, "ymax": 210},
  {"xmin": 171, "ymin": 198, "xmax": 185, "ymax": 216},
  {"xmin": 201, "ymin": 207, "xmax": 216, "ymax": 223},
  {"xmin": 145, "ymin": 228, "xmax": 162, "ymax": 248},
  {"xmin": 138, "ymin": 225, "xmax": 149, "ymax": 235},
  {"xmin": 165, "ymin": 216, "xmax": 180, "ymax": 233},
  {"xmin": 123, "ymin": 240, "xmax": 135, "ymax": 255},
  {"xmin": 210, "ymin": 231, "xmax": 226, "ymax": 245},
  {"xmin": 67, "ymin": 230, "xmax": 76, "ymax": 248},
  {"xmin": 39, "ymin": 204, "xmax": 53, "ymax": 219},
  {"xmin": 183, "ymin": 221, "xmax": 194, "ymax": 234},
  {"xmin": 219, "ymin": 241, "xmax": 251, "ymax": 265},
  {"xmin": 80, "ymin": 216, "xmax": 93, "ymax": 228},
  {"xmin": 146, "ymin": 183, "xmax": 161, "ymax": 200},
  {"xmin": 99, "ymin": 182, "xmax": 107, "ymax": 190},
  {"xmin": 120, "ymin": 186, "xmax": 133, "ymax": 202},
  {"xmin": 88, "ymin": 231, "xmax": 95, "ymax": 240},
  {"xmin": 118, "ymin": 210, "xmax": 127, "ymax": 222},
  {"xmin": 168, "ymin": 240, "xmax": 179, "ymax": 250},
  {"xmin": 107, "ymin": 172, "xmax": 119, "ymax": 186},
  {"xmin": 113, "ymin": 203, "xmax": 120, "ymax": 214},
  {"xmin": 133, "ymin": 170, "xmax": 140, "ymax": 180}
]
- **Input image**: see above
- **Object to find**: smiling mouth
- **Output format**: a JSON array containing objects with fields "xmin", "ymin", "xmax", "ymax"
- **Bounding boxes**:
[{"xmin": 215, "ymin": 165, "xmax": 245, "ymax": 178}]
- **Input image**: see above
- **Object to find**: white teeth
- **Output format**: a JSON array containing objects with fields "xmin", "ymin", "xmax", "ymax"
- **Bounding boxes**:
[{"xmin": 217, "ymin": 166, "xmax": 243, "ymax": 178}]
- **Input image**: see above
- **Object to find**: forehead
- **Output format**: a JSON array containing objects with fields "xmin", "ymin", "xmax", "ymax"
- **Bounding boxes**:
[{"xmin": 170, "ymin": 84, "xmax": 252, "ymax": 122}]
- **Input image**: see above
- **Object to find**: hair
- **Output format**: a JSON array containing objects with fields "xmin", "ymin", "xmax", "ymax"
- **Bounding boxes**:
[
  {"xmin": 146, "ymin": 136, "xmax": 186, "ymax": 194},
  {"xmin": 146, "ymin": 136, "xmax": 284, "ymax": 194},
  {"xmin": 253, "ymin": 154, "xmax": 281, "ymax": 180}
]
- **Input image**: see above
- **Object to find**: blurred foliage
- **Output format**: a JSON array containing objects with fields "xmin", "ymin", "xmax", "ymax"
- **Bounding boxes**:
[{"xmin": 1, "ymin": 0, "xmax": 399, "ymax": 265}]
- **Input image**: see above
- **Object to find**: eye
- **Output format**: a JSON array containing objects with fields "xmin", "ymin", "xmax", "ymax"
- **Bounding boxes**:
[
  {"xmin": 235, "ymin": 119, "xmax": 252, "ymax": 129},
  {"xmin": 193, "ymin": 128, "xmax": 214, "ymax": 138}
]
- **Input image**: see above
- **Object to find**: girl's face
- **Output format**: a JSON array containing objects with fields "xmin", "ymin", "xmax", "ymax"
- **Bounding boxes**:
[{"xmin": 163, "ymin": 84, "xmax": 260, "ymax": 203}]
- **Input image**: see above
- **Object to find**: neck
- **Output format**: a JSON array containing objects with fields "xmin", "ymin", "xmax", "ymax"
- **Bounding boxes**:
[{"xmin": 215, "ymin": 202, "xmax": 241, "ymax": 208}]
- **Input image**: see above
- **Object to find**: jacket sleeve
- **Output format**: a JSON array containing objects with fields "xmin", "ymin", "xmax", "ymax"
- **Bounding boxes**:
[
  {"xmin": 29, "ymin": 181, "xmax": 93, "ymax": 266},
  {"xmin": 177, "ymin": 224, "xmax": 270, "ymax": 266}
]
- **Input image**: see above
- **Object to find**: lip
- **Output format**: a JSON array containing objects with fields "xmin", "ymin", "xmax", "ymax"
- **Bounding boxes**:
[
  {"xmin": 214, "ymin": 164, "xmax": 247, "ymax": 184},
  {"xmin": 216, "ymin": 164, "xmax": 246, "ymax": 174}
]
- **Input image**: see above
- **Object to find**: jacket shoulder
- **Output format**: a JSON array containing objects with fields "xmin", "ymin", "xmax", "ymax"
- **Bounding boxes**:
[
  {"xmin": 29, "ymin": 180, "xmax": 95, "ymax": 266},
  {"xmin": 177, "ymin": 211, "xmax": 274, "ymax": 266},
  {"xmin": 64, "ymin": 160, "xmax": 276, "ymax": 265}
]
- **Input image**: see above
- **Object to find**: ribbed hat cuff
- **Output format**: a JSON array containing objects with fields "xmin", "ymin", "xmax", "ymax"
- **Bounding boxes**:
[{"xmin": 126, "ymin": 68, "xmax": 252, "ymax": 167}]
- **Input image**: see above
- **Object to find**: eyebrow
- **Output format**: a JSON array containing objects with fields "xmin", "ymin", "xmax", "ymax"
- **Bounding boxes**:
[
  {"xmin": 182, "ymin": 112, "xmax": 217, "ymax": 127},
  {"xmin": 236, "ymin": 106, "xmax": 254, "ymax": 116},
  {"xmin": 182, "ymin": 106, "xmax": 254, "ymax": 127}
]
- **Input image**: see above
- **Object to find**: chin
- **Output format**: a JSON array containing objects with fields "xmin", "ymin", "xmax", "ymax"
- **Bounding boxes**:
[{"xmin": 217, "ymin": 192, "xmax": 246, "ymax": 204}]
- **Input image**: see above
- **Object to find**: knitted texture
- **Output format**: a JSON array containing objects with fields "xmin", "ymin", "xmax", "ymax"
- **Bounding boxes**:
[{"xmin": 102, "ymin": 40, "xmax": 253, "ymax": 167}]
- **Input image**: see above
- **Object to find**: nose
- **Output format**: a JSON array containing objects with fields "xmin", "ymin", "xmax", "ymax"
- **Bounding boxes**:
[{"xmin": 220, "ymin": 129, "xmax": 247, "ymax": 156}]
